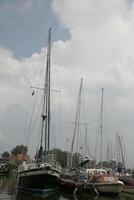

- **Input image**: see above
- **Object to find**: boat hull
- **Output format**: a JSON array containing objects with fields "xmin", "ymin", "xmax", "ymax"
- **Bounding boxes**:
[
  {"xmin": 94, "ymin": 182, "xmax": 123, "ymax": 194},
  {"xmin": 18, "ymin": 168, "xmax": 60, "ymax": 193},
  {"xmin": 122, "ymin": 185, "xmax": 134, "ymax": 194},
  {"xmin": 119, "ymin": 177, "xmax": 134, "ymax": 194}
]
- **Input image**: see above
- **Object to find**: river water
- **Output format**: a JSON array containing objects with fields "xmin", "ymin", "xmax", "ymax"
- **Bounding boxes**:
[{"xmin": 0, "ymin": 175, "xmax": 133, "ymax": 200}]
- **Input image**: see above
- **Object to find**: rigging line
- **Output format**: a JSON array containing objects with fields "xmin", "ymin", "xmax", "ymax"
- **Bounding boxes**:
[
  {"xmin": 29, "ymin": 94, "xmax": 43, "ymax": 149},
  {"xmin": 93, "ymin": 128, "xmax": 100, "ymax": 162},
  {"xmin": 106, "ymin": 142, "xmax": 110, "ymax": 161},
  {"xmin": 85, "ymin": 124, "xmax": 88, "ymax": 155},
  {"xmin": 94, "ymin": 88, "xmax": 104, "ymax": 163},
  {"xmin": 86, "ymin": 144, "xmax": 93, "ymax": 159},
  {"xmin": 116, "ymin": 132, "xmax": 120, "ymax": 163},
  {"xmin": 33, "ymin": 47, "xmax": 46, "ymax": 145},
  {"xmin": 94, "ymin": 109, "xmax": 100, "ymax": 161},
  {"xmin": 81, "ymin": 79, "xmax": 87, "ymax": 125},
  {"xmin": 31, "ymin": 86, "xmax": 61, "ymax": 93},
  {"xmin": 35, "ymin": 117, "xmax": 42, "ymax": 157},
  {"xmin": 25, "ymin": 42, "xmax": 45, "ymax": 148},
  {"xmin": 25, "ymin": 48, "xmax": 45, "ymax": 148},
  {"xmin": 50, "ymin": 92, "xmax": 61, "ymax": 150},
  {"xmin": 70, "ymin": 78, "xmax": 83, "ymax": 167},
  {"xmin": 51, "ymin": 50, "xmax": 62, "ymax": 150},
  {"xmin": 50, "ymin": 124, "xmax": 55, "ymax": 150},
  {"xmin": 80, "ymin": 81, "xmax": 90, "ymax": 157},
  {"xmin": 32, "ymin": 101, "xmax": 43, "ymax": 160},
  {"xmin": 28, "ymin": 95, "xmax": 44, "ymax": 159},
  {"xmin": 25, "ymin": 90, "xmax": 38, "ymax": 146},
  {"xmin": 58, "ymin": 91, "xmax": 62, "ymax": 149},
  {"xmin": 78, "ymin": 125, "xmax": 82, "ymax": 154},
  {"xmin": 111, "ymin": 135, "xmax": 115, "ymax": 160},
  {"xmin": 40, "ymin": 48, "xmax": 47, "ymax": 80},
  {"xmin": 44, "ymin": 91, "xmax": 62, "ymax": 149},
  {"xmin": 118, "ymin": 133, "xmax": 125, "ymax": 170},
  {"xmin": 23, "ymin": 88, "xmax": 31, "ymax": 146},
  {"xmin": 77, "ymin": 93, "xmax": 81, "ymax": 156}
]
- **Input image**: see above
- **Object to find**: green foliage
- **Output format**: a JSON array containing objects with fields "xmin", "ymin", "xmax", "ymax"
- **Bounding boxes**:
[
  {"xmin": 72, "ymin": 153, "xmax": 81, "ymax": 168},
  {"xmin": 51, "ymin": 149, "xmax": 82, "ymax": 168},
  {"xmin": 6, "ymin": 160, "xmax": 20, "ymax": 171},
  {"xmin": 2, "ymin": 151, "xmax": 10, "ymax": 159},
  {"xmin": 52, "ymin": 148, "xmax": 68, "ymax": 168},
  {"xmin": 11, "ymin": 145, "xmax": 28, "ymax": 155}
]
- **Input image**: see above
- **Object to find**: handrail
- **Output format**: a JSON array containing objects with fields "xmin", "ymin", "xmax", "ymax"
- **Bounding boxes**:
[{"xmin": 18, "ymin": 158, "xmax": 61, "ymax": 173}]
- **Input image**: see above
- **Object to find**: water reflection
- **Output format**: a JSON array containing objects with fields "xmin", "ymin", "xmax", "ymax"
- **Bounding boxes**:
[
  {"xmin": 15, "ymin": 192, "xmax": 125, "ymax": 200},
  {"xmin": 16, "ymin": 192, "xmax": 96, "ymax": 200},
  {"xmin": 0, "ymin": 174, "xmax": 17, "ymax": 199},
  {"xmin": 0, "ymin": 175, "xmax": 133, "ymax": 200},
  {"xmin": 15, "ymin": 188, "xmax": 130, "ymax": 200},
  {"xmin": 121, "ymin": 193, "xmax": 134, "ymax": 200},
  {"xmin": 15, "ymin": 191, "xmax": 134, "ymax": 200},
  {"xmin": 96, "ymin": 195, "xmax": 121, "ymax": 200}
]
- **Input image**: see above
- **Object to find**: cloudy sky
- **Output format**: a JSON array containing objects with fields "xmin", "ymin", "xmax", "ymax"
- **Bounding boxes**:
[{"xmin": 1, "ymin": 0, "xmax": 134, "ymax": 167}]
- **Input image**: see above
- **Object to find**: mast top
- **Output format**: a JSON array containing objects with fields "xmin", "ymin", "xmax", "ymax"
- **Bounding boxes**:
[{"xmin": 49, "ymin": 27, "xmax": 52, "ymax": 32}]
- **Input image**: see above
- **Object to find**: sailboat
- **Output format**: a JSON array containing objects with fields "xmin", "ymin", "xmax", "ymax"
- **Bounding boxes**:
[
  {"xmin": 86, "ymin": 90, "xmax": 124, "ymax": 194},
  {"xmin": 59, "ymin": 79, "xmax": 91, "ymax": 194},
  {"xmin": 18, "ymin": 28, "xmax": 61, "ymax": 194}
]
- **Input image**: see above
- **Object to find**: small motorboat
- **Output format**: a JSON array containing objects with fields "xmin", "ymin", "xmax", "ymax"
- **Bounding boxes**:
[{"xmin": 89, "ymin": 174, "xmax": 124, "ymax": 194}]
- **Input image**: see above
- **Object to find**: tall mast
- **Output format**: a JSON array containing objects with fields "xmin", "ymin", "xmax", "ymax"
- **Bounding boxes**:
[
  {"xmin": 118, "ymin": 133, "xmax": 125, "ymax": 170},
  {"xmin": 40, "ymin": 28, "xmax": 51, "ymax": 158},
  {"xmin": 106, "ymin": 142, "xmax": 110, "ymax": 162},
  {"xmin": 47, "ymin": 27, "xmax": 51, "ymax": 152},
  {"xmin": 116, "ymin": 132, "xmax": 120, "ymax": 163},
  {"xmin": 85, "ymin": 124, "xmax": 88, "ymax": 155},
  {"xmin": 70, "ymin": 78, "xmax": 83, "ymax": 168},
  {"xmin": 100, "ymin": 88, "xmax": 104, "ymax": 167}
]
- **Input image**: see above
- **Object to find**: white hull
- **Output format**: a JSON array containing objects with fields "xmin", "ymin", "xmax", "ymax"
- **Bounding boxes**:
[
  {"xmin": 94, "ymin": 182, "xmax": 123, "ymax": 194},
  {"xmin": 19, "ymin": 167, "xmax": 60, "ymax": 178}
]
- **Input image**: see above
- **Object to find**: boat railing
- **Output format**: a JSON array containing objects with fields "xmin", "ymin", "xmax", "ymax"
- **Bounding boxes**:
[
  {"xmin": 44, "ymin": 157, "xmax": 61, "ymax": 172},
  {"xmin": 43, "ymin": 154, "xmax": 61, "ymax": 172},
  {"xmin": 18, "ymin": 161, "xmax": 37, "ymax": 172},
  {"xmin": 18, "ymin": 157, "xmax": 61, "ymax": 173}
]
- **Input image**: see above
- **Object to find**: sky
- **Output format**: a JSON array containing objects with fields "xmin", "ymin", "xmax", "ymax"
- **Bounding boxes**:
[{"xmin": 1, "ymin": 0, "xmax": 134, "ymax": 167}]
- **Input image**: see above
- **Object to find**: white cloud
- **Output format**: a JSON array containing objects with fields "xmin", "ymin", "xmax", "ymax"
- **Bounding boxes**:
[
  {"xmin": 51, "ymin": 0, "xmax": 134, "ymax": 166},
  {"xmin": 1, "ymin": 0, "xmax": 134, "ymax": 166},
  {"xmin": 0, "ymin": 130, "xmax": 3, "ymax": 140},
  {"xmin": 0, "ymin": 47, "xmax": 46, "ymax": 155}
]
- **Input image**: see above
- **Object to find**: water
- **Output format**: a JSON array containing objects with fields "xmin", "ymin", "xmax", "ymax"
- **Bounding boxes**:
[{"xmin": 0, "ymin": 175, "xmax": 133, "ymax": 200}]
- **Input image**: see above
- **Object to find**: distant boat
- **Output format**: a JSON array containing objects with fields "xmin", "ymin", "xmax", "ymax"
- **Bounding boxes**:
[
  {"xmin": 0, "ymin": 163, "xmax": 10, "ymax": 174},
  {"xmin": 87, "ymin": 169, "xmax": 123, "ymax": 194},
  {"xmin": 121, "ymin": 191, "xmax": 134, "ymax": 199},
  {"xmin": 59, "ymin": 79, "xmax": 92, "ymax": 194},
  {"xmin": 90, "ymin": 174, "xmax": 123, "ymax": 194},
  {"xmin": 18, "ymin": 28, "xmax": 61, "ymax": 194},
  {"xmin": 119, "ymin": 177, "xmax": 134, "ymax": 194}
]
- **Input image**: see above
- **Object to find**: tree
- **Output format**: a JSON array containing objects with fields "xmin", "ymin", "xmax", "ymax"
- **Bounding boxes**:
[
  {"xmin": 51, "ymin": 148, "xmax": 67, "ymax": 168},
  {"xmin": 51, "ymin": 148, "xmax": 82, "ymax": 168},
  {"xmin": 6, "ymin": 160, "xmax": 19, "ymax": 171},
  {"xmin": 11, "ymin": 145, "xmax": 28, "ymax": 155},
  {"xmin": 2, "ymin": 151, "xmax": 10, "ymax": 160}
]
